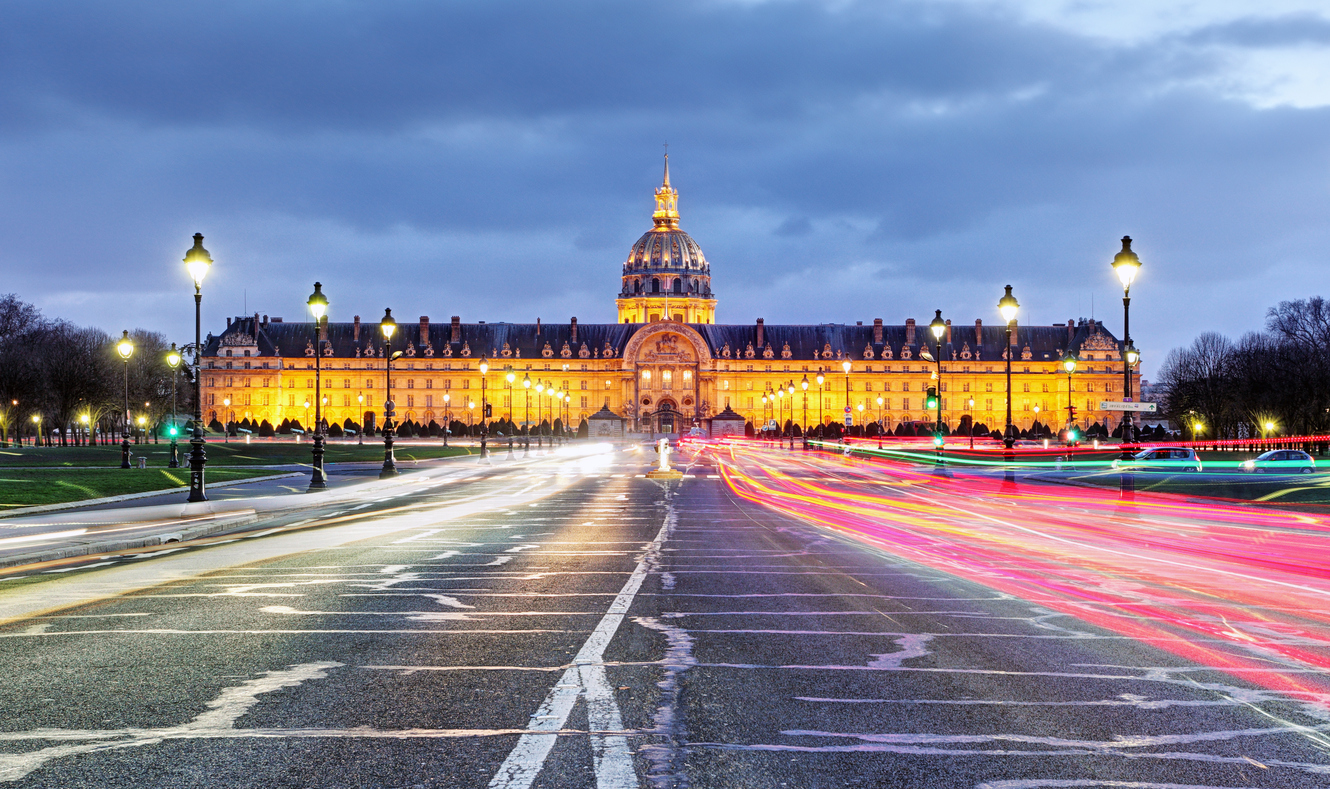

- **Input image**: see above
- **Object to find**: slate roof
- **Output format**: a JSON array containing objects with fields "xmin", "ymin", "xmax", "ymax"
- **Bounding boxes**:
[{"xmin": 205, "ymin": 316, "xmax": 1122, "ymax": 363}]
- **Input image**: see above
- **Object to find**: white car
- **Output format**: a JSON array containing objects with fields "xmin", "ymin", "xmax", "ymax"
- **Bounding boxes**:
[
  {"xmin": 1111, "ymin": 447, "xmax": 1202, "ymax": 473},
  {"xmin": 1241, "ymin": 450, "xmax": 1316, "ymax": 474}
]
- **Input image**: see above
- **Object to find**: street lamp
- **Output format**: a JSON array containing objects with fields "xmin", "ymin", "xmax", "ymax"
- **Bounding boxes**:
[
  {"xmin": 183, "ymin": 233, "xmax": 211, "ymax": 502},
  {"xmin": 522, "ymin": 372, "xmax": 531, "ymax": 453},
  {"xmin": 967, "ymin": 397, "xmax": 975, "ymax": 449},
  {"xmin": 801, "ymin": 375, "xmax": 810, "ymax": 450},
  {"xmin": 31, "ymin": 414, "xmax": 41, "ymax": 448},
  {"xmin": 379, "ymin": 308, "xmax": 399, "ymax": 478},
  {"xmin": 998, "ymin": 285, "xmax": 1020, "ymax": 450},
  {"xmin": 816, "ymin": 371, "xmax": 825, "ymax": 441},
  {"xmin": 776, "ymin": 387, "xmax": 785, "ymax": 446},
  {"xmin": 876, "ymin": 395, "xmax": 884, "ymax": 449},
  {"xmin": 357, "ymin": 394, "xmax": 365, "ymax": 445},
  {"xmin": 1061, "ymin": 351, "xmax": 1077, "ymax": 442},
  {"xmin": 479, "ymin": 357, "xmax": 490, "ymax": 457},
  {"xmin": 137, "ymin": 415, "xmax": 147, "ymax": 447},
  {"xmin": 929, "ymin": 310, "xmax": 946, "ymax": 462},
  {"xmin": 165, "ymin": 343, "xmax": 182, "ymax": 467},
  {"xmin": 79, "ymin": 413, "xmax": 90, "ymax": 447},
  {"xmin": 306, "ymin": 282, "xmax": 329, "ymax": 491},
  {"xmin": 116, "ymin": 330, "xmax": 134, "ymax": 468},
  {"xmin": 222, "ymin": 397, "xmax": 231, "ymax": 442},
  {"xmin": 842, "ymin": 359, "xmax": 852, "ymax": 437},
  {"xmin": 534, "ymin": 380, "xmax": 545, "ymax": 448},
  {"xmin": 787, "ymin": 381, "xmax": 796, "ymax": 449},
  {"xmin": 441, "ymin": 393, "xmax": 450, "ymax": 447},
  {"xmin": 1111, "ymin": 236, "xmax": 1142, "ymax": 459}
]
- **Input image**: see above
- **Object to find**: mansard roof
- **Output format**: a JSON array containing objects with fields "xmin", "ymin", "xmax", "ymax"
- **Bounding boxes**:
[{"xmin": 205, "ymin": 315, "xmax": 1122, "ymax": 364}]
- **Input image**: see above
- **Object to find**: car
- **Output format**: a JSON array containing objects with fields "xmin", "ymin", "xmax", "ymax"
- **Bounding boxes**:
[
  {"xmin": 1111, "ymin": 446, "xmax": 1203, "ymax": 472},
  {"xmin": 1241, "ymin": 450, "xmax": 1316, "ymax": 474}
]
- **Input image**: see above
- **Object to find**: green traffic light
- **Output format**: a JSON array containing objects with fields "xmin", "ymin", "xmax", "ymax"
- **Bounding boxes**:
[{"xmin": 168, "ymin": 426, "xmax": 178, "ymax": 436}]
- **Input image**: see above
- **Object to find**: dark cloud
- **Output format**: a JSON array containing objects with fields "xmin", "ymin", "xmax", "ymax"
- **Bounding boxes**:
[{"xmin": 0, "ymin": 0, "xmax": 1328, "ymax": 374}]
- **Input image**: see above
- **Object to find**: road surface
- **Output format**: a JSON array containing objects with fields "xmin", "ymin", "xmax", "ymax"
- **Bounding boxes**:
[{"xmin": 0, "ymin": 442, "xmax": 1327, "ymax": 787}]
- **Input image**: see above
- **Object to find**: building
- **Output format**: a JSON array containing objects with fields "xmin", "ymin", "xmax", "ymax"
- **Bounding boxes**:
[{"xmin": 201, "ymin": 158, "xmax": 1139, "ymax": 436}]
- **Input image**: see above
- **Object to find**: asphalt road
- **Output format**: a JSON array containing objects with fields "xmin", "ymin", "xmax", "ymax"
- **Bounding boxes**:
[{"xmin": 0, "ymin": 443, "xmax": 1327, "ymax": 787}]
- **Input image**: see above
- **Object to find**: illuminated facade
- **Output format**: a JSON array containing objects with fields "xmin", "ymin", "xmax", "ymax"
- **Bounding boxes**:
[{"xmin": 201, "ymin": 161, "xmax": 1139, "ymax": 436}]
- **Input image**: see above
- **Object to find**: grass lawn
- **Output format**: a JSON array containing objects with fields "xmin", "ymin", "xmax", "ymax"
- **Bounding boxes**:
[
  {"xmin": 0, "ymin": 467, "xmax": 283, "ymax": 509},
  {"xmin": 0, "ymin": 441, "xmax": 474, "ymax": 468}
]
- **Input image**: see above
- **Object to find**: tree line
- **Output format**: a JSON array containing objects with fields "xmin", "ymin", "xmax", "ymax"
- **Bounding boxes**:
[
  {"xmin": 0, "ymin": 294, "xmax": 188, "ymax": 446},
  {"xmin": 1158, "ymin": 296, "xmax": 1330, "ymax": 439}
]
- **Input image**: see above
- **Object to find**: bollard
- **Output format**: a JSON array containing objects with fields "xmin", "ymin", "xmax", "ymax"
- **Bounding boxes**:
[{"xmin": 137, "ymin": 456, "xmax": 147, "ymax": 469}]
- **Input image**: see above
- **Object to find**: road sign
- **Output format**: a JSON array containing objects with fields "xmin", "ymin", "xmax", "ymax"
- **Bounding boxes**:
[{"xmin": 1100, "ymin": 401, "xmax": 1157, "ymax": 412}]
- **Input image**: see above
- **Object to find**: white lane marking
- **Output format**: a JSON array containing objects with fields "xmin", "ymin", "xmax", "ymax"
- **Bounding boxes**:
[
  {"xmin": 424, "ymin": 594, "xmax": 475, "ymax": 609},
  {"xmin": 504, "ymin": 544, "xmax": 540, "ymax": 554},
  {"xmin": 487, "ymin": 503, "xmax": 675, "ymax": 789},
  {"xmin": 43, "ymin": 562, "xmax": 115, "ymax": 574},
  {"xmin": 486, "ymin": 557, "xmax": 513, "ymax": 567},
  {"xmin": 393, "ymin": 529, "xmax": 443, "ymax": 544},
  {"xmin": 426, "ymin": 551, "xmax": 460, "ymax": 560},
  {"xmin": 0, "ymin": 661, "xmax": 341, "ymax": 781},
  {"xmin": 243, "ymin": 528, "xmax": 286, "ymax": 539}
]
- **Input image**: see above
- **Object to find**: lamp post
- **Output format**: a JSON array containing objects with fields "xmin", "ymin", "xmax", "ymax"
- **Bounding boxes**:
[
  {"xmin": 929, "ymin": 310, "xmax": 946, "ymax": 463},
  {"xmin": 998, "ymin": 286, "xmax": 1020, "ymax": 450},
  {"xmin": 522, "ymin": 373, "xmax": 531, "ymax": 453},
  {"xmin": 842, "ymin": 359, "xmax": 852, "ymax": 437},
  {"xmin": 165, "ymin": 343, "xmax": 182, "ymax": 467},
  {"xmin": 1111, "ymin": 236, "xmax": 1142, "ymax": 460},
  {"xmin": 116, "ymin": 330, "xmax": 134, "ymax": 468},
  {"xmin": 379, "ymin": 308, "xmax": 398, "ymax": 478},
  {"xmin": 79, "ymin": 413, "xmax": 89, "ymax": 447},
  {"xmin": 306, "ymin": 282, "xmax": 329, "ymax": 491},
  {"xmin": 441, "ymin": 393, "xmax": 450, "ymax": 447},
  {"xmin": 1062, "ymin": 351, "xmax": 1077, "ymax": 443},
  {"xmin": 787, "ymin": 381, "xmax": 796, "ymax": 449},
  {"xmin": 801, "ymin": 375, "xmax": 810, "ymax": 450},
  {"xmin": 967, "ymin": 397, "xmax": 975, "ymax": 449},
  {"xmin": 876, "ymin": 396, "xmax": 884, "ymax": 449},
  {"xmin": 357, "ymin": 394, "xmax": 365, "ymax": 445},
  {"xmin": 534, "ymin": 381, "xmax": 545, "ymax": 448},
  {"xmin": 31, "ymin": 414, "xmax": 41, "ymax": 448},
  {"xmin": 816, "ymin": 371, "xmax": 825, "ymax": 441},
  {"xmin": 222, "ymin": 397, "xmax": 231, "ymax": 442},
  {"xmin": 776, "ymin": 387, "xmax": 785, "ymax": 447},
  {"xmin": 183, "ymin": 233, "xmax": 212, "ymax": 501},
  {"xmin": 760, "ymin": 391, "xmax": 768, "ymax": 439},
  {"xmin": 479, "ymin": 357, "xmax": 490, "ymax": 458}
]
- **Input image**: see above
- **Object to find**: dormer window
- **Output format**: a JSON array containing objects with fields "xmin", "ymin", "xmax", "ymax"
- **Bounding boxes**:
[{"xmin": 225, "ymin": 350, "xmax": 232, "ymax": 357}]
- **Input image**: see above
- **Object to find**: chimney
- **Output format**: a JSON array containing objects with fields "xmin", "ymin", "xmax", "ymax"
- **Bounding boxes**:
[
  {"xmin": 872, "ymin": 318, "xmax": 883, "ymax": 344},
  {"xmin": 451, "ymin": 316, "xmax": 461, "ymax": 344},
  {"xmin": 975, "ymin": 319, "xmax": 982, "ymax": 347},
  {"xmin": 856, "ymin": 321, "xmax": 863, "ymax": 326},
  {"xmin": 945, "ymin": 319, "xmax": 952, "ymax": 345},
  {"xmin": 318, "ymin": 316, "xmax": 328, "ymax": 343},
  {"xmin": 1010, "ymin": 320, "xmax": 1019, "ymax": 346},
  {"xmin": 353, "ymin": 315, "xmax": 361, "ymax": 342},
  {"xmin": 254, "ymin": 313, "xmax": 259, "ymax": 331},
  {"xmin": 420, "ymin": 316, "xmax": 429, "ymax": 345},
  {"xmin": 570, "ymin": 317, "xmax": 578, "ymax": 344},
  {"xmin": 756, "ymin": 318, "xmax": 765, "ymax": 348},
  {"xmin": 905, "ymin": 318, "xmax": 915, "ymax": 346},
  {"xmin": 226, "ymin": 317, "xmax": 232, "ymax": 327},
  {"xmin": 1067, "ymin": 319, "xmax": 1075, "ymax": 345},
  {"xmin": 536, "ymin": 317, "xmax": 541, "ymax": 336},
  {"xmin": 262, "ymin": 314, "xmax": 268, "ymax": 326}
]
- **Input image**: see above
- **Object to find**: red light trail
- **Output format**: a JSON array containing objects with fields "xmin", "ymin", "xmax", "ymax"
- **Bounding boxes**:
[{"xmin": 712, "ymin": 444, "xmax": 1330, "ymax": 705}]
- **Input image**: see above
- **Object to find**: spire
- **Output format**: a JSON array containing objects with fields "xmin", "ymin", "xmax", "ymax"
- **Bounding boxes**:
[{"xmin": 652, "ymin": 152, "xmax": 680, "ymax": 230}]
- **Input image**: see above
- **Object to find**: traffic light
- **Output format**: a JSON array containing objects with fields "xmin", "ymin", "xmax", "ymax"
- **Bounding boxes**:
[
  {"xmin": 926, "ymin": 387, "xmax": 938, "ymax": 410},
  {"xmin": 167, "ymin": 425, "xmax": 178, "ymax": 437},
  {"xmin": 932, "ymin": 435, "xmax": 943, "ymax": 447},
  {"xmin": 484, "ymin": 403, "xmax": 493, "ymax": 418},
  {"xmin": 1067, "ymin": 427, "xmax": 1080, "ymax": 443}
]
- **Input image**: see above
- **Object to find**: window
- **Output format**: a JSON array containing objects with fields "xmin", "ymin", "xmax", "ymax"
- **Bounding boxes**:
[
  {"xmin": 208, "ymin": 393, "xmax": 215, "ymax": 405},
  {"xmin": 747, "ymin": 397, "xmax": 754, "ymax": 408},
  {"xmin": 940, "ymin": 382, "xmax": 947, "ymax": 392},
  {"xmin": 367, "ymin": 395, "xmax": 373, "ymax": 407},
  {"xmin": 1042, "ymin": 383, "xmax": 1050, "ymax": 392},
  {"xmin": 985, "ymin": 398, "xmax": 993, "ymax": 411},
  {"xmin": 581, "ymin": 380, "xmax": 588, "ymax": 390},
  {"xmin": 723, "ymin": 380, "xmax": 730, "ymax": 390},
  {"xmin": 604, "ymin": 380, "xmax": 612, "ymax": 389},
  {"xmin": 904, "ymin": 398, "xmax": 910, "ymax": 411},
  {"xmin": 1023, "ymin": 383, "xmax": 1030, "ymax": 393},
  {"xmin": 366, "ymin": 379, "xmax": 374, "ymax": 388},
  {"xmin": 444, "ymin": 379, "xmax": 451, "ymax": 389},
  {"xmin": 262, "ymin": 378, "xmax": 270, "ymax": 388},
  {"xmin": 208, "ymin": 378, "xmax": 216, "ymax": 387},
  {"xmin": 463, "ymin": 380, "xmax": 470, "ymax": 389},
  {"xmin": 985, "ymin": 383, "xmax": 993, "ymax": 393},
  {"xmin": 407, "ymin": 379, "xmax": 414, "ymax": 389},
  {"xmin": 342, "ymin": 394, "xmax": 350, "ymax": 406},
  {"xmin": 580, "ymin": 396, "xmax": 588, "ymax": 408},
  {"xmin": 883, "ymin": 382, "xmax": 891, "ymax": 391},
  {"xmin": 662, "ymin": 370, "xmax": 673, "ymax": 389},
  {"xmin": 865, "ymin": 382, "xmax": 873, "ymax": 391},
  {"xmin": 962, "ymin": 382, "xmax": 970, "ymax": 392},
  {"xmin": 263, "ymin": 394, "xmax": 270, "ymax": 406},
  {"xmin": 407, "ymin": 395, "xmax": 414, "ymax": 407},
  {"xmin": 306, "ymin": 379, "xmax": 313, "ymax": 388},
  {"xmin": 903, "ymin": 382, "xmax": 910, "ymax": 391},
  {"xmin": 683, "ymin": 370, "xmax": 692, "ymax": 383},
  {"xmin": 425, "ymin": 395, "xmax": 433, "ymax": 407},
  {"xmin": 746, "ymin": 381, "xmax": 753, "ymax": 390},
  {"xmin": 288, "ymin": 394, "xmax": 294, "ymax": 406},
  {"xmin": 342, "ymin": 379, "xmax": 350, "ymax": 389},
  {"xmin": 426, "ymin": 380, "xmax": 433, "ymax": 389}
]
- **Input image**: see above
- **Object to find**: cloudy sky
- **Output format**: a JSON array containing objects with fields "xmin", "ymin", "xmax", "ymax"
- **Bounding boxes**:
[{"xmin": 4, "ymin": 0, "xmax": 1330, "ymax": 375}]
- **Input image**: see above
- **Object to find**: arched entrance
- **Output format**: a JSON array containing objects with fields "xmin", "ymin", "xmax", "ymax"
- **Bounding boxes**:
[{"xmin": 655, "ymin": 399, "xmax": 677, "ymax": 434}]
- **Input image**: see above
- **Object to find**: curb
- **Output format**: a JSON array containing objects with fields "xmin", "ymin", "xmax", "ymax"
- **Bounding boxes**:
[
  {"xmin": 0, "ymin": 511, "xmax": 261, "ymax": 570},
  {"xmin": 0, "ymin": 472, "xmax": 303, "ymax": 520}
]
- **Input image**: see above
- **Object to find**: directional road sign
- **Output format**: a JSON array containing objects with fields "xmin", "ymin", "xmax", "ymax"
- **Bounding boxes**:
[{"xmin": 1100, "ymin": 401, "xmax": 1157, "ymax": 412}]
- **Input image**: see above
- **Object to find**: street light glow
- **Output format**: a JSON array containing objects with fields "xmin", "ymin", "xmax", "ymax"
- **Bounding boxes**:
[
  {"xmin": 307, "ymin": 282, "xmax": 328, "ymax": 321},
  {"xmin": 929, "ymin": 309, "xmax": 946, "ymax": 341},
  {"xmin": 1112, "ymin": 235, "xmax": 1142, "ymax": 290},
  {"xmin": 841, "ymin": 360, "xmax": 851, "ymax": 374},
  {"xmin": 183, "ymin": 233, "xmax": 212, "ymax": 289},
  {"xmin": 166, "ymin": 343, "xmax": 182, "ymax": 369},
  {"xmin": 116, "ymin": 330, "xmax": 134, "ymax": 360},
  {"xmin": 998, "ymin": 285, "xmax": 1019, "ymax": 324},
  {"xmin": 379, "ymin": 308, "xmax": 396, "ymax": 340}
]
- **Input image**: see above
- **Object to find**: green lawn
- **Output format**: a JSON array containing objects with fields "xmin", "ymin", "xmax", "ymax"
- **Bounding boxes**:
[
  {"xmin": 0, "ymin": 442, "xmax": 473, "ymax": 468},
  {"xmin": 0, "ymin": 467, "xmax": 282, "ymax": 508}
]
